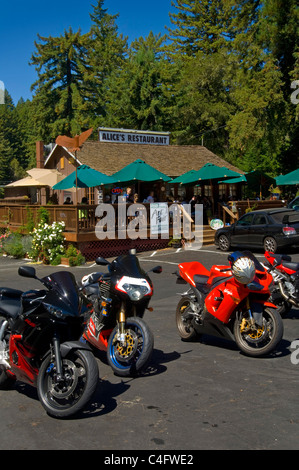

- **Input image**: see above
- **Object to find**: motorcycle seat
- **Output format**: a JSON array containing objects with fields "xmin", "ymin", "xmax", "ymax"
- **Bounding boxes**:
[
  {"xmin": 282, "ymin": 261, "xmax": 299, "ymax": 272},
  {"xmin": 193, "ymin": 275, "xmax": 209, "ymax": 285},
  {"xmin": 0, "ymin": 298, "xmax": 21, "ymax": 318},
  {"xmin": 0, "ymin": 287, "xmax": 23, "ymax": 298},
  {"xmin": 0, "ymin": 288, "xmax": 23, "ymax": 319}
]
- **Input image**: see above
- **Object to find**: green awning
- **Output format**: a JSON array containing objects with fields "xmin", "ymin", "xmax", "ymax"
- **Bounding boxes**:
[
  {"xmin": 171, "ymin": 163, "xmax": 241, "ymax": 185},
  {"xmin": 276, "ymin": 168, "xmax": 299, "ymax": 186},
  {"xmin": 52, "ymin": 164, "xmax": 115, "ymax": 189},
  {"xmin": 111, "ymin": 159, "xmax": 171, "ymax": 183}
]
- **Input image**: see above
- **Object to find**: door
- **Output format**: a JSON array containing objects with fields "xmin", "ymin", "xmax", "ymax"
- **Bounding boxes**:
[
  {"xmin": 232, "ymin": 212, "xmax": 255, "ymax": 245},
  {"xmin": 249, "ymin": 213, "xmax": 268, "ymax": 246}
]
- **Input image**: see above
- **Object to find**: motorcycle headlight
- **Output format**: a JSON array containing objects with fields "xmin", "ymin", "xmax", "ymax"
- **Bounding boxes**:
[
  {"xmin": 44, "ymin": 302, "xmax": 65, "ymax": 319},
  {"xmin": 116, "ymin": 276, "xmax": 152, "ymax": 300}
]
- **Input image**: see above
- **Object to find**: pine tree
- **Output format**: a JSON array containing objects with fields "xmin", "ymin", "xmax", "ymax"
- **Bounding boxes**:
[
  {"xmin": 168, "ymin": 0, "xmax": 239, "ymax": 56},
  {"xmin": 104, "ymin": 32, "xmax": 174, "ymax": 131},
  {"xmin": 0, "ymin": 90, "xmax": 23, "ymax": 185},
  {"xmin": 30, "ymin": 27, "xmax": 92, "ymax": 138},
  {"xmin": 86, "ymin": 0, "xmax": 128, "ymax": 121}
]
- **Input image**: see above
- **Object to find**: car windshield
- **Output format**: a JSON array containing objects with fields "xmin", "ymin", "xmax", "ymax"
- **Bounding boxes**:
[{"xmin": 270, "ymin": 211, "xmax": 299, "ymax": 224}]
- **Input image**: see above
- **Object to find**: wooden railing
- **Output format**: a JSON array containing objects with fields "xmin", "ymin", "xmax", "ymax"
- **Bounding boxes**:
[
  {"xmin": 0, "ymin": 202, "xmax": 185, "ymax": 235},
  {"xmin": 218, "ymin": 199, "xmax": 285, "ymax": 225},
  {"xmin": 0, "ymin": 200, "xmax": 286, "ymax": 237}
]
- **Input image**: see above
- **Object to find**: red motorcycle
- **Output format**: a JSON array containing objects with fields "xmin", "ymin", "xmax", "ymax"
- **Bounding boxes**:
[
  {"xmin": 175, "ymin": 251, "xmax": 283, "ymax": 357},
  {"xmin": 264, "ymin": 250, "xmax": 299, "ymax": 315}
]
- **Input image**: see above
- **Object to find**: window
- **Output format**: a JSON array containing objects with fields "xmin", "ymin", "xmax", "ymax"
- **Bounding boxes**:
[
  {"xmin": 253, "ymin": 214, "xmax": 267, "ymax": 225},
  {"xmin": 237, "ymin": 213, "xmax": 254, "ymax": 226}
]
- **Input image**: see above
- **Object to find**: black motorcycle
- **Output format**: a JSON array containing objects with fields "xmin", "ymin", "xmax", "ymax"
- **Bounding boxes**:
[
  {"xmin": 81, "ymin": 250, "xmax": 162, "ymax": 376},
  {"xmin": 0, "ymin": 266, "xmax": 98, "ymax": 418}
]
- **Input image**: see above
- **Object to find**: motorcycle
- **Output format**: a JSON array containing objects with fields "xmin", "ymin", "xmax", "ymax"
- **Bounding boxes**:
[
  {"xmin": 264, "ymin": 250, "xmax": 299, "ymax": 315},
  {"xmin": 0, "ymin": 266, "xmax": 98, "ymax": 418},
  {"xmin": 80, "ymin": 250, "xmax": 162, "ymax": 376},
  {"xmin": 175, "ymin": 250, "xmax": 283, "ymax": 357}
]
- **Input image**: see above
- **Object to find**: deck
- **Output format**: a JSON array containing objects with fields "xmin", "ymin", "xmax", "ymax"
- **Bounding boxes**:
[{"xmin": 0, "ymin": 199, "xmax": 285, "ymax": 260}]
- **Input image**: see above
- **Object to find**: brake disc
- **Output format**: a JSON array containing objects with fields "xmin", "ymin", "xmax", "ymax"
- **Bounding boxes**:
[{"xmin": 49, "ymin": 359, "xmax": 79, "ymax": 399}]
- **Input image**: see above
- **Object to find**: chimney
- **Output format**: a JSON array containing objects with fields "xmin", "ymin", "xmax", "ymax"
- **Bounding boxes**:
[{"xmin": 36, "ymin": 141, "xmax": 44, "ymax": 168}]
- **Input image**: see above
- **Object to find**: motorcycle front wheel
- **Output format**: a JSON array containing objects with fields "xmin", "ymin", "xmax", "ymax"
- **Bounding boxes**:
[
  {"xmin": 37, "ymin": 349, "xmax": 98, "ymax": 418},
  {"xmin": 107, "ymin": 317, "xmax": 153, "ymax": 377},
  {"xmin": 234, "ymin": 307, "xmax": 283, "ymax": 357}
]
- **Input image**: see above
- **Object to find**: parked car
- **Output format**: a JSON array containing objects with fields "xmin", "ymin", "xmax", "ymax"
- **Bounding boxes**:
[
  {"xmin": 215, "ymin": 208, "xmax": 299, "ymax": 253},
  {"xmin": 288, "ymin": 196, "xmax": 299, "ymax": 211}
]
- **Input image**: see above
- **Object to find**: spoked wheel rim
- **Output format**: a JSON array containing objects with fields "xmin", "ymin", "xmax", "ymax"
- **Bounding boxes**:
[
  {"xmin": 107, "ymin": 317, "xmax": 154, "ymax": 376},
  {"xmin": 110, "ymin": 326, "xmax": 144, "ymax": 369},
  {"xmin": 218, "ymin": 235, "xmax": 230, "ymax": 251},
  {"xmin": 234, "ymin": 308, "xmax": 283, "ymax": 357},
  {"xmin": 264, "ymin": 237, "xmax": 277, "ymax": 253},
  {"xmin": 37, "ymin": 349, "xmax": 98, "ymax": 417}
]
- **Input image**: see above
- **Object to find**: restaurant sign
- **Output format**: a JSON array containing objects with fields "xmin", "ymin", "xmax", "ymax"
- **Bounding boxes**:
[{"xmin": 99, "ymin": 128, "xmax": 170, "ymax": 146}]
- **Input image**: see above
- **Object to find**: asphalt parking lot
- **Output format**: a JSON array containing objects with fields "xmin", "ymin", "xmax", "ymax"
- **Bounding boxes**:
[{"xmin": 1, "ymin": 245, "xmax": 299, "ymax": 451}]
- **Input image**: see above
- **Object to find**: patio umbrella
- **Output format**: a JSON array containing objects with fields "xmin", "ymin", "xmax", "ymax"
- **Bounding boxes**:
[
  {"xmin": 221, "ymin": 170, "xmax": 275, "ymax": 198},
  {"xmin": 171, "ymin": 163, "xmax": 241, "ymax": 185},
  {"xmin": 111, "ymin": 159, "xmax": 171, "ymax": 183},
  {"xmin": 27, "ymin": 168, "xmax": 64, "ymax": 187},
  {"xmin": 276, "ymin": 168, "xmax": 299, "ymax": 186},
  {"xmin": 171, "ymin": 169, "xmax": 200, "ymax": 185},
  {"xmin": 52, "ymin": 164, "xmax": 115, "ymax": 190},
  {"xmin": 5, "ymin": 176, "xmax": 46, "ymax": 187}
]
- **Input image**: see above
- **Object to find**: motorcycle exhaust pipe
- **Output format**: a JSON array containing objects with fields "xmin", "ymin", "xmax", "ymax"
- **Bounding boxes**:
[{"xmin": 278, "ymin": 281, "xmax": 298, "ymax": 306}]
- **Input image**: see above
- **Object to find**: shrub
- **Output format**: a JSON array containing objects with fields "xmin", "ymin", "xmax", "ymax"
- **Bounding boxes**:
[
  {"xmin": 31, "ymin": 221, "xmax": 66, "ymax": 264},
  {"xmin": 2, "ymin": 233, "xmax": 26, "ymax": 258},
  {"xmin": 66, "ymin": 244, "xmax": 85, "ymax": 266}
]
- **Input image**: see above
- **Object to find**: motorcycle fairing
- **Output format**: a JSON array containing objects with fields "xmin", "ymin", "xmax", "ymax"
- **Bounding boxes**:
[
  {"xmin": 9, "ymin": 334, "xmax": 39, "ymax": 385},
  {"xmin": 194, "ymin": 310, "xmax": 235, "ymax": 341}
]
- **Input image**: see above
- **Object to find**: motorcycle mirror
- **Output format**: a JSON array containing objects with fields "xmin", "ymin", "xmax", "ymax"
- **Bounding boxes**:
[
  {"xmin": 18, "ymin": 266, "xmax": 37, "ymax": 279},
  {"xmin": 95, "ymin": 256, "xmax": 110, "ymax": 266}
]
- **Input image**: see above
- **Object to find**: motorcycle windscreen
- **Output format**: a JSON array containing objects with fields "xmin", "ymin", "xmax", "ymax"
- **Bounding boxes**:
[
  {"xmin": 41, "ymin": 271, "xmax": 80, "ymax": 316},
  {"xmin": 110, "ymin": 254, "xmax": 147, "ymax": 279}
]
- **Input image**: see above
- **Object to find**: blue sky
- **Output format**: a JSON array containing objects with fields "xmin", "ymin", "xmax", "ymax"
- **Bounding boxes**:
[{"xmin": 0, "ymin": 0, "xmax": 175, "ymax": 105}]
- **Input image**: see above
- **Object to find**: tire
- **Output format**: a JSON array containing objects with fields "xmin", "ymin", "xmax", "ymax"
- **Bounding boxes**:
[
  {"xmin": 233, "ymin": 307, "xmax": 283, "ymax": 357},
  {"xmin": 0, "ymin": 317, "xmax": 15, "ymax": 390},
  {"xmin": 263, "ymin": 236, "xmax": 277, "ymax": 253},
  {"xmin": 107, "ymin": 317, "xmax": 153, "ymax": 377},
  {"xmin": 176, "ymin": 296, "xmax": 199, "ymax": 341},
  {"xmin": 218, "ymin": 234, "xmax": 231, "ymax": 252},
  {"xmin": 37, "ymin": 349, "xmax": 98, "ymax": 418}
]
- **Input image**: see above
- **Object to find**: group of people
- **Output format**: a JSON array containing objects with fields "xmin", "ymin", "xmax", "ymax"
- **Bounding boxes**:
[
  {"xmin": 189, "ymin": 195, "xmax": 213, "ymax": 223},
  {"xmin": 125, "ymin": 188, "xmax": 155, "ymax": 204}
]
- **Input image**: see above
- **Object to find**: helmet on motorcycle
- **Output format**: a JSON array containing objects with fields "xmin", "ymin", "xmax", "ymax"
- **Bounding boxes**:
[{"xmin": 231, "ymin": 255, "xmax": 255, "ymax": 284}]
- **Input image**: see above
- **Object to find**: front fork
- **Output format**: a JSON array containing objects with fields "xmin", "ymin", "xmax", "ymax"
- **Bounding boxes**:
[
  {"xmin": 117, "ymin": 303, "xmax": 127, "ymax": 346},
  {"xmin": 47, "ymin": 332, "xmax": 64, "ymax": 382},
  {"xmin": 240, "ymin": 298, "xmax": 256, "ymax": 333}
]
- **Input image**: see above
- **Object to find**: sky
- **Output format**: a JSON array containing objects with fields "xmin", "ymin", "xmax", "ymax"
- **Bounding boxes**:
[{"xmin": 0, "ymin": 0, "xmax": 176, "ymax": 105}]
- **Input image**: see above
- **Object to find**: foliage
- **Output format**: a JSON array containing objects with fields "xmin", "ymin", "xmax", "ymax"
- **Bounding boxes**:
[
  {"xmin": 1, "ymin": 0, "xmax": 298, "ymax": 181},
  {"xmin": 65, "ymin": 244, "xmax": 86, "ymax": 266},
  {"xmin": 30, "ymin": 221, "xmax": 66, "ymax": 264},
  {"xmin": 1, "ymin": 233, "xmax": 33, "ymax": 259}
]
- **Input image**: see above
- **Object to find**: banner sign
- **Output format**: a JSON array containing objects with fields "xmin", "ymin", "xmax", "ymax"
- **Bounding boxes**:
[
  {"xmin": 99, "ymin": 128, "xmax": 170, "ymax": 146},
  {"xmin": 150, "ymin": 203, "xmax": 169, "ymax": 236}
]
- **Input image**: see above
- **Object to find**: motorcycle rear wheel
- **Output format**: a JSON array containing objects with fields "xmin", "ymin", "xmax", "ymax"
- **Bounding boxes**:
[
  {"xmin": 37, "ymin": 349, "xmax": 98, "ymax": 418},
  {"xmin": 107, "ymin": 317, "xmax": 153, "ymax": 377},
  {"xmin": 176, "ymin": 296, "xmax": 199, "ymax": 341},
  {"xmin": 234, "ymin": 307, "xmax": 283, "ymax": 357},
  {"xmin": 0, "ymin": 317, "xmax": 15, "ymax": 389}
]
